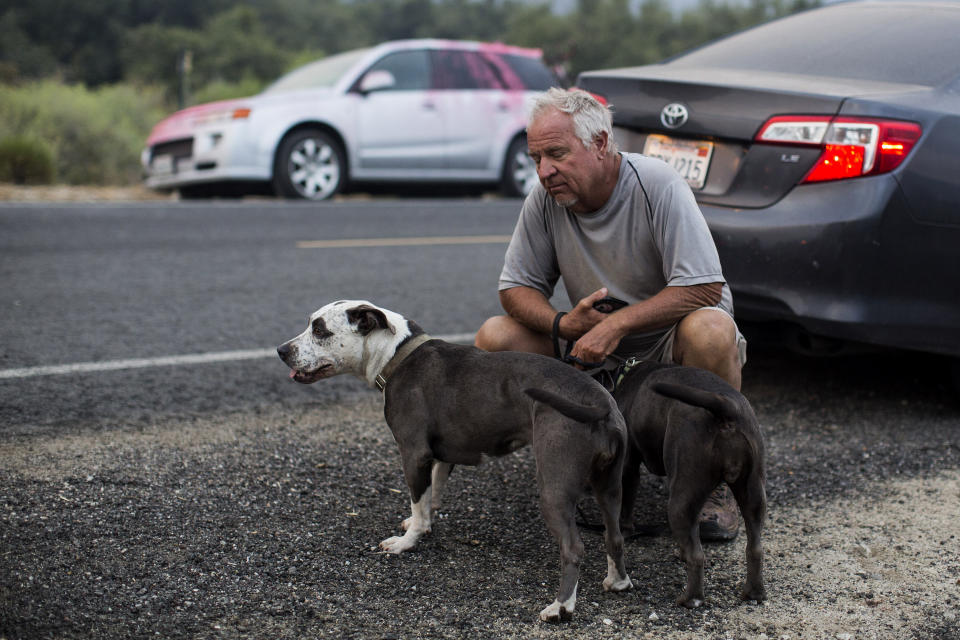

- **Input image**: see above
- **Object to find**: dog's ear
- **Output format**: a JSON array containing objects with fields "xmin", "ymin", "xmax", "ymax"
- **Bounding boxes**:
[{"xmin": 346, "ymin": 304, "xmax": 396, "ymax": 336}]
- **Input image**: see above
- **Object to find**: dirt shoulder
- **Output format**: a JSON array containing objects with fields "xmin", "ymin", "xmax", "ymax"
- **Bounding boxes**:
[
  {"xmin": 0, "ymin": 184, "xmax": 173, "ymax": 202},
  {"xmin": 2, "ymin": 375, "xmax": 958, "ymax": 639}
]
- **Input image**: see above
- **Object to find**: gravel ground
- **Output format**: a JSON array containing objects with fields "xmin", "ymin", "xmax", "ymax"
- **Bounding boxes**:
[{"xmin": 2, "ymin": 346, "xmax": 958, "ymax": 640}]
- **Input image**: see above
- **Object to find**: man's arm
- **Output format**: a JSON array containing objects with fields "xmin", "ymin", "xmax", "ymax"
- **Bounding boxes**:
[
  {"xmin": 498, "ymin": 286, "xmax": 567, "ymax": 335},
  {"xmin": 500, "ymin": 282, "xmax": 721, "ymax": 363},
  {"xmin": 571, "ymin": 282, "xmax": 721, "ymax": 364}
]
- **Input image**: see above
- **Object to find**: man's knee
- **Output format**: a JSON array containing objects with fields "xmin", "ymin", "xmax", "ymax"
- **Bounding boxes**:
[
  {"xmin": 475, "ymin": 315, "xmax": 553, "ymax": 355},
  {"xmin": 679, "ymin": 310, "xmax": 736, "ymax": 351},
  {"xmin": 673, "ymin": 309, "xmax": 742, "ymax": 387},
  {"xmin": 475, "ymin": 316, "xmax": 513, "ymax": 351}
]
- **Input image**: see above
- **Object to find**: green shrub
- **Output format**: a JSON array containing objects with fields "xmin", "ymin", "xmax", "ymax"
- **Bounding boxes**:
[
  {"xmin": 0, "ymin": 80, "xmax": 169, "ymax": 185},
  {"xmin": 0, "ymin": 135, "xmax": 55, "ymax": 184},
  {"xmin": 191, "ymin": 75, "xmax": 267, "ymax": 105}
]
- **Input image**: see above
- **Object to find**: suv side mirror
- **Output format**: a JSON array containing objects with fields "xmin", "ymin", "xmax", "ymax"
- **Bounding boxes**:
[{"xmin": 359, "ymin": 70, "xmax": 396, "ymax": 94}]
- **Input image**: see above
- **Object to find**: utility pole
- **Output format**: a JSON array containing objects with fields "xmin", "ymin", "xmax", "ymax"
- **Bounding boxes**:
[{"xmin": 177, "ymin": 50, "xmax": 193, "ymax": 109}]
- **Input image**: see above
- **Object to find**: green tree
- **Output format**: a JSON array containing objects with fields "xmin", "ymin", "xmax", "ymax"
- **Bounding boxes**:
[
  {"xmin": 251, "ymin": 0, "xmax": 374, "ymax": 54},
  {"xmin": 429, "ymin": 0, "xmax": 513, "ymax": 41},
  {"xmin": 120, "ymin": 23, "xmax": 203, "ymax": 101},
  {"xmin": 0, "ymin": 11, "xmax": 58, "ymax": 82},
  {"xmin": 353, "ymin": 0, "xmax": 436, "ymax": 40},
  {"xmin": 504, "ymin": 3, "xmax": 577, "ymax": 81},
  {"xmin": 121, "ymin": 7, "xmax": 289, "ymax": 106},
  {"xmin": 198, "ymin": 6, "xmax": 289, "ymax": 84}
]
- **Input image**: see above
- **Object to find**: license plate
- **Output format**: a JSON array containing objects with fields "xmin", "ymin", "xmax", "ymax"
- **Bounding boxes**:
[
  {"xmin": 642, "ymin": 134, "xmax": 714, "ymax": 190},
  {"xmin": 151, "ymin": 154, "xmax": 174, "ymax": 175}
]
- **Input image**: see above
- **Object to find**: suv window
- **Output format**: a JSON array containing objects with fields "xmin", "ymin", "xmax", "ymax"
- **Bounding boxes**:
[
  {"xmin": 432, "ymin": 50, "xmax": 495, "ymax": 90},
  {"xmin": 500, "ymin": 53, "xmax": 556, "ymax": 91},
  {"xmin": 364, "ymin": 50, "xmax": 431, "ymax": 91}
]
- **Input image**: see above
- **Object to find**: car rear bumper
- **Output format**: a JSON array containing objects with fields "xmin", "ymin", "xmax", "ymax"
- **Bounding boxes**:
[{"xmin": 704, "ymin": 175, "xmax": 960, "ymax": 357}]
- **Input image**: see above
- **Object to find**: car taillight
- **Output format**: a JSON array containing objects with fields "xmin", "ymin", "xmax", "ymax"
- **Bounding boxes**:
[{"xmin": 755, "ymin": 116, "xmax": 922, "ymax": 183}]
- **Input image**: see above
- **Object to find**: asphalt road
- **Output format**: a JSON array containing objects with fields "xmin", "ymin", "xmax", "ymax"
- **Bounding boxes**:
[
  {"xmin": 1, "ymin": 200, "xmax": 958, "ymax": 639},
  {"xmin": 0, "ymin": 200, "xmax": 523, "ymax": 436}
]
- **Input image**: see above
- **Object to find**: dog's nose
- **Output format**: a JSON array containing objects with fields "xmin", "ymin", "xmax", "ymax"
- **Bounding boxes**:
[{"xmin": 277, "ymin": 343, "xmax": 290, "ymax": 361}]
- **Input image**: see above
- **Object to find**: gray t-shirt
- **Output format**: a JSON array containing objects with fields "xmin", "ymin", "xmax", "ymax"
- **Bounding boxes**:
[{"xmin": 499, "ymin": 152, "xmax": 733, "ymax": 357}]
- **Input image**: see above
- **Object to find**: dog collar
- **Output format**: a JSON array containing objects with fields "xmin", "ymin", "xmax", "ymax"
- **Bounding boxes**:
[{"xmin": 375, "ymin": 333, "xmax": 433, "ymax": 392}]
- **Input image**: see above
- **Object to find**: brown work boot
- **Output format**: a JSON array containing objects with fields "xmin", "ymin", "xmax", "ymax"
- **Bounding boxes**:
[{"xmin": 699, "ymin": 484, "xmax": 739, "ymax": 542}]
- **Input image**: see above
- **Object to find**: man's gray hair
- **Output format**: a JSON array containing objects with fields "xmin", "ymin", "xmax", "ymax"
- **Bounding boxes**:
[{"xmin": 529, "ymin": 87, "xmax": 618, "ymax": 155}]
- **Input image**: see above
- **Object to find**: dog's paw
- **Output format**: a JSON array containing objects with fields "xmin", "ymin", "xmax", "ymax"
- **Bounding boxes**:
[
  {"xmin": 676, "ymin": 594, "xmax": 704, "ymax": 609},
  {"xmin": 379, "ymin": 534, "xmax": 416, "ymax": 554},
  {"xmin": 603, "ymin": 574, "xmax": 633, "ymax": 592},
  {"xmin": 741, "ymin": 584, "xmax": 766, "ymax": 603},
  {"xmin": 539, "ymin": 600, "xmax": 574, "ymax": 623}
]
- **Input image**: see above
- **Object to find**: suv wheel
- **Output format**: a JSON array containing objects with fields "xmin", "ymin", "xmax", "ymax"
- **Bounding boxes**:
[
  {"xmin": 273, "ymin": 129, "xmax": 345, "ymax": 200},
  {"xmin": 500, "ymin": 135, "xmax": 537, "ymax": 197}
]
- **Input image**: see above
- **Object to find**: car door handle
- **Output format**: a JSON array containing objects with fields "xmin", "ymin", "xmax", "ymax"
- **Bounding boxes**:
[{"xmin": 422, "ymin": 101, "xmax": 437, "ymax": 110}]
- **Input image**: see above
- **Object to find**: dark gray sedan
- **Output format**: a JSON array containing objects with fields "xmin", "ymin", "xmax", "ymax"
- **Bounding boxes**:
[{"xmin": 576, "ymin": 1, "xmax": 960, "ymax": 361}]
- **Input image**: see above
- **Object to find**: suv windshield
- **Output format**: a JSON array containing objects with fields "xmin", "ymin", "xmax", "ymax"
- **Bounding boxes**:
[
  {"xmin": 263, "ymin": 48, "xmax": 372, "ymax": 94},
  {"xmin": 671, "ymin": 4, "xmax": 960, "ymax": 87}
]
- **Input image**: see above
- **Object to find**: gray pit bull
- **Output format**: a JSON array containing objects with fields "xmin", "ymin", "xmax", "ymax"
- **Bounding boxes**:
[
  {"xmin": 277, "ymin": 300, "xmax": 633, "ymax": 622},
  {"xmin": 613, "ymin": 360, "xmax": 767, "ymax": 608}
]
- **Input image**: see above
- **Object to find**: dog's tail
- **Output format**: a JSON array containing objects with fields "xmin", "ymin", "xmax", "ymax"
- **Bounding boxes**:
[
  {"xmin": 523, "ymin": 387, "xmax": 610, "ymax": 423},
  {"xmin": 651, "ymin": 382, "xmax": 741, "ymax": 424},
  {"xmin": 525, "ymin": 387, "xmax": 622, "ymax": 468}
]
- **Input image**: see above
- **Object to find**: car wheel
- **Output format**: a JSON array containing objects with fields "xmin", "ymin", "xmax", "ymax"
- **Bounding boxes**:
[
  {"xmin": 273, "ymin": 129, "xmax": 345, "ymax": 201},
  {"xmin": 500, "ymin": 135, "xmax": 537, "ymax": 198}
]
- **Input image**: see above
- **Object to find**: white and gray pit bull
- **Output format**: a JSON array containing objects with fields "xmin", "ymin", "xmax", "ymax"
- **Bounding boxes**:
[{"xmin": 277, "ymin": 300, "xmax": 633, "ymax": 622}]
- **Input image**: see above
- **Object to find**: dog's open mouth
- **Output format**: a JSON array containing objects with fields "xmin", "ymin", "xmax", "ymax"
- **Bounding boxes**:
[{"xmin": 289, "ymin": 364, "xmax": 333, "ymax": 384}]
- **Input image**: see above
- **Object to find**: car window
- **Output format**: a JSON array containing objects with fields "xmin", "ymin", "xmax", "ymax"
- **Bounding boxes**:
[
  {"xmin": 670, "ymin": 5, "xmax": 960, "ymax": 87},
  {"xmin": 363, "ymin": 50, "xmax": 431, "ymax": 91},
  {"xmin": 499, "ymin": 53, "xmax": 557, "ymax": 91},
  {"xmin": 262, "ymin": 48, "xmax": 372, "ymax": 94},
  {"xmin": 432, "ymin": 50, "xmax": 501, "ymax": 90}
]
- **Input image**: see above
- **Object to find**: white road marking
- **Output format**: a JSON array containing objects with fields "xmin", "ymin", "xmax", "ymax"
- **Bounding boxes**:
[
  {"xmin": 296, "ymin": 235, "xmax": 511, "ymax": 249},
  {"xmin": 0, "ymin": 333, "xmax": 477, "ymax": 380}
]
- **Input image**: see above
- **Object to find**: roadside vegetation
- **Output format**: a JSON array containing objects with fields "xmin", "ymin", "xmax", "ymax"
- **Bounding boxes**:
[{"xmin": 0, "ymin": 0, "xmax": 818, "ymax": 186}]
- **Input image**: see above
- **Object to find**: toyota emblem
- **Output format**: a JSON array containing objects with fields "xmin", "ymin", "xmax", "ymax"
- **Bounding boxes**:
[{"xmin": 660, "ymin": 103, "xmax": 689, "ymax": 129}]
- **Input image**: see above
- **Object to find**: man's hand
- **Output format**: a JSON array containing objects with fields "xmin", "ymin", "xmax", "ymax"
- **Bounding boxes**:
[
  {"xmin": 561, "ymin": 288, "xmax": 629, "ymax": 367},
  {"xmin": 563, "ymin": 283, "xmax": 724, "ymax": 367},
  {"xmin": 569, "ymin": 317, "xmax": 629, "ymax": 367},
  {"xmin": 558, "ymin": 288, "xmax": 610, "ymax": 338}
]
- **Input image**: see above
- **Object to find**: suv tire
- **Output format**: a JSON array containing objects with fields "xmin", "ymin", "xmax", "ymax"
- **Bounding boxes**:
[
  {"xmin": 500, "ymin": 135, "xmax": 537, "ymax": 198},
  {"xmin": 273, "ymin": 129, "xmax": 346, "ymax": 200}
]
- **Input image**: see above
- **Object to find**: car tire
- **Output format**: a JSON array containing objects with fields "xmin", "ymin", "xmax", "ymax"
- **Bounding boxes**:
[
  {"xmin": 500, "ymin": 135, "xmax": 537, "ymax": 198},
  {"xmin": 273, "ymin": 129, "xmax": 345, "ymax": 201}
]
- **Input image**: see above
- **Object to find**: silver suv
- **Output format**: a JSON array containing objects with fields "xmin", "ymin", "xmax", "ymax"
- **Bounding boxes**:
[{"xmin": 141, "ymin": 39, "xmax": 557, "ymax": 200}]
